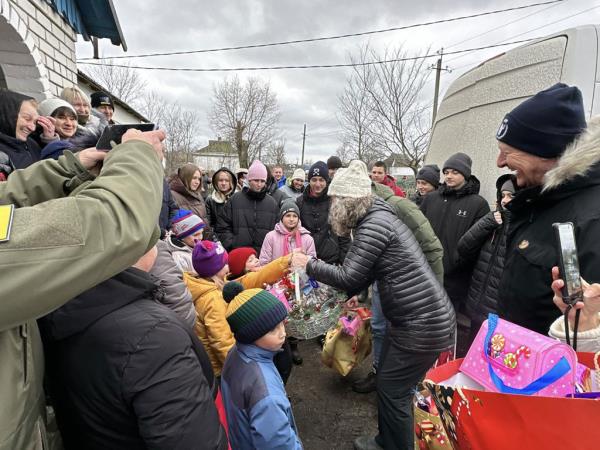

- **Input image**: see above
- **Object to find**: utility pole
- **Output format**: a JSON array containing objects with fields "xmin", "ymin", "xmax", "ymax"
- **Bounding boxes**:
[
  {"xmin": 431, "ymin": 48, "xmax": 451, "ymax": 127},
  {"xmin": 301, "ymin": 123, "xmax": 306, "ymax": 166}
]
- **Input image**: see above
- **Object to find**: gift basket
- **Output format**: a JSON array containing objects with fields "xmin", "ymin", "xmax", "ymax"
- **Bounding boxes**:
[
  {"xmin": 267, "ymin": 270, "xmax": 346, "ymax": 340},
  {"xmin": 417, "ymin": 314, "xmax": 600, "ymax": 450}
]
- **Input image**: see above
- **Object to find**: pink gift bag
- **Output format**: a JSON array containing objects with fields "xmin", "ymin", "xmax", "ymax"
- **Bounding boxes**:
[{"xmin": 460, "ymin": 314, "xmax": 577, "ymax": 397}]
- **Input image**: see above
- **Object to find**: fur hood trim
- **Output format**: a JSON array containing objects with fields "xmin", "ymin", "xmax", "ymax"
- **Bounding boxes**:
[{"xmin": 543, "ymin": 117, "xmax": 599, "ymax": 191}]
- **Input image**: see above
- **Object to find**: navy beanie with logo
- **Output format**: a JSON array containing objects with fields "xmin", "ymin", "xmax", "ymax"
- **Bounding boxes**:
[
  {"xmin": 496, "ymin": 83, "xmax": 586, "ymax": 158},
  {"xmin": 308, "ymin": 161, "xmax": 330, "ymax": 183}
]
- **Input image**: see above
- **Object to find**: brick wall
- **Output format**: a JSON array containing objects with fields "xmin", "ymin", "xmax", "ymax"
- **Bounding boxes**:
[{"xmin": 1, "ymin": 0, "xmax": 78, "ymax": 97}]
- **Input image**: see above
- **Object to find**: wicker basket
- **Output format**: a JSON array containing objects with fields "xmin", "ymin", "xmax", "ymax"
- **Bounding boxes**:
[
  {"xmin": 267, "ymin": 273, "xmax": 346, "ymax": 340},
  {"xmin": 286, "ymin": 294, "xmax": 344, "ymax": 340}
]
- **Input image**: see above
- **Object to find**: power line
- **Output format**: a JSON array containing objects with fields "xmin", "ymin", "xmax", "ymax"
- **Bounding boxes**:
[
  {"xmin": 77, "ymin": 38, "xmax": 541, "ymax": 72},
  {"xmin": 445, "ymin": 0, "xmax": 564, "ymax": 49},
  {"xmin": 446, "ymin": 4, "xmax": 600, "ymax": 64},
  {"xmin": 77, "ymin": 0, "xmax": 563, "ymax": 61}
]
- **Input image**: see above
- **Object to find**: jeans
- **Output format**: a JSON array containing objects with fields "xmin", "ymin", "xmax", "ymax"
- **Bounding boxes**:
[
  {"xmin": 370, "ymin": 283, "xmax": 387, "ymax": 370},
  {"xmin": 376, "ymin": 333, "xmax": 438, "ymax": 450}
]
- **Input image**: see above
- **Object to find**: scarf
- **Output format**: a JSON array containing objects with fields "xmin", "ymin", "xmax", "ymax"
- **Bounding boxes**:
[{"xmin": 280, "ymin": 225, "xmax": 302, "ymax": 256}]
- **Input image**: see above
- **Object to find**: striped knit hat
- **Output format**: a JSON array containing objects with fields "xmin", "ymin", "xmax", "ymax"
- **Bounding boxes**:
[
  {"xmin": 223, "ymin": 282, "xmax": 288, "ymax": 344},
  {"xmin": 171, "ymin": 209, "xmax": 205, "ymax": 239}
]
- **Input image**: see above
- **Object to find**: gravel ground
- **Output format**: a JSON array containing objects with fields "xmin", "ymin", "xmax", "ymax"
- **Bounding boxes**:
[{"xmin": 286, "ymin": 338, "xmax": 379, "ymax": 450}]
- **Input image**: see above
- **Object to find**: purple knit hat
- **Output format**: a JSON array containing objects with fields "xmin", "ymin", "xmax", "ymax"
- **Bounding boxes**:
[
  {"xmin": 192, "ymin": 240, "xmax": 229, "ymax": 278},
  {"xmin": 171, "ymin": 209, "xmax": 205, "ymax": 239}
]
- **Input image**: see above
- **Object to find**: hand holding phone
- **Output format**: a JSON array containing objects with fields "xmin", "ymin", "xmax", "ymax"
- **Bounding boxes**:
[
  {"xmin": 553, "ymin": 222, "xmax": 583, "ymax": 306},
  {"xmin": 96, "ymin": 123, "xmax": 156, "ymax": 150}
]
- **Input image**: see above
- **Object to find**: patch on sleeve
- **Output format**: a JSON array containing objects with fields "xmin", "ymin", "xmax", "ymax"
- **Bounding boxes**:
[{"xmin": 0, "ymin": 204, "xmax": 14, "ymax": 242}]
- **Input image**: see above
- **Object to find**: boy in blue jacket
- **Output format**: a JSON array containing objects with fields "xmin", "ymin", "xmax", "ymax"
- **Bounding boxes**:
[{"xmin": 221, "ymin": 282, "xmax": 303, "ymax": 450}]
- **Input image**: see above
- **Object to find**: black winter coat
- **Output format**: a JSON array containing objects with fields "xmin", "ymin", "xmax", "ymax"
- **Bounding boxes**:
[
  {"xmin": 500, "ymin": 124, "xmax": 600, "ymax": 334},
  {"xmin": 457, "ymin": 175, "xmax": 515, "ymax": 326},
  {"xmin": 159, "ymin": 178, "xmax": 179, "ymax": 237},
  {"xmin": 216, "ymin": 187, "xmax": 279, "ymax": 253},
  {"xmin": 420, "ymin": 176, "xmax": 490, "ymax": 305},
  {"xmin": 205, "ymin": 167, "xmax": 237, "ymax": 234},
  {"xmin": 0, "ymin": 90, "xmax": 41, "ymax": 170},
  {"xmin": 457, "ymin": 211, "xmax": 509, "ymax": 325},
  {"xmin": 296, "ymin": 187, "xmax": 350, "ymax": 265},
  {"xmin": 308, "ymin": 198, "xmax": 455, "ymax": 352},
  {"xmin": 267, "ymin": 175, "xmax": 290, "ymax": 207},
  {"xmin": 40, "ymin": 268, "xmax": 227, "ymax": 450}
]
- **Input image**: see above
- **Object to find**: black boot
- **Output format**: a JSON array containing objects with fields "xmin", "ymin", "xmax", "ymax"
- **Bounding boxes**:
[
  {"xmin": 289, "ymin": 338, "xmax": 303, "ymax": 365},
  {"xmin": 352, "ymin": 370, "xmax": 376, "ymax": 393}
]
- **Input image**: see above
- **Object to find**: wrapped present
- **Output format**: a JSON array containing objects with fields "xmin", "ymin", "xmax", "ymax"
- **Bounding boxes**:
[
  {"xmin": 461, "ymin": 314, "xmax": 577, "ymax": 397},
  {"xmin": 266, "ymin": 270, "xmax": 346, "ymax": 340},
  {"xmin": 339, "ymin": 307, "xmax": 372, "ymax": 336},
  {"xmin": 424, "ymin": 353, "xmax": 600, "ymax": 450},
  {"xmin": 321, "ymin": 317, "xmax": 371, "ymax": 376}
]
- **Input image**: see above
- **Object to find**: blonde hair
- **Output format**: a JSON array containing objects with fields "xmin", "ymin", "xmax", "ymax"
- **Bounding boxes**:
[{"xmin": 60, "ymin": 86, "xmax": 90, "ymax": 107}]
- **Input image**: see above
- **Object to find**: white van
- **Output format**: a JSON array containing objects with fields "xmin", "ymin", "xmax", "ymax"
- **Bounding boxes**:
[{"xmin": 425, "ymin": 25, "xmax": 600, "ymax": 203}]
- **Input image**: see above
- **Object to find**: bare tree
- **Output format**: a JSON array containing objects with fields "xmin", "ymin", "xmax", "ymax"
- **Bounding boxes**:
[
  {"xmin": 138, "ymin": 90, "xmax": 166, "ymax": 124},
  {"xmin": 82, "ymin": 59, "xmax": 147, "ymax": 104},
  {"xmin": 208, "ymin": 76, "xmax": 280, "ymax": 168},
  {"xmin": 338, "ymin": 45, "xmax": 432, "ymax": 171},
  {"xmin": 337, "ymin": 49, "xmax": 383, "ymax": 165},
  {"xmin": 139, "ymin": 91, "xmax": 201, "ymax": 173},
  {"xmin": 263, "ymin": 138, "xmax": 287, "ymax": 167}
]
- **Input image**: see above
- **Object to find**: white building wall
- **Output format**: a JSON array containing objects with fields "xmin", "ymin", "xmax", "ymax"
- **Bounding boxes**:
[
  {"xmin": 194, "ymin": 154, "xmax": 240, "ymax": 174},
  {"xmin": 0, "ymin": 0, "xmax": 78, "ymax": 99}
]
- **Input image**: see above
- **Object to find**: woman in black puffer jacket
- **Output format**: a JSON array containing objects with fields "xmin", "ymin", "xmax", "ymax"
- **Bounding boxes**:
[
  {"xmin": 457, "ymin": 174, "xmax": 517, "ymax": 340},
  {"xmin": 295, "ymin": 161, "xmax": 455, "ymax": 450}
]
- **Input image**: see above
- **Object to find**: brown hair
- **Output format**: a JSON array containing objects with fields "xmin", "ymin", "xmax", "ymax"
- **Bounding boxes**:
[{"xmin": 178, "ymin": 163, "xmax": 202, "ymax": 191}]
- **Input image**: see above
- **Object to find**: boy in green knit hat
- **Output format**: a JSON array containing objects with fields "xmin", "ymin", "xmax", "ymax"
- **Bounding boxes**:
[{"xmin": 220, "ymin": 282, "xmax": 303, "ymax": 450}]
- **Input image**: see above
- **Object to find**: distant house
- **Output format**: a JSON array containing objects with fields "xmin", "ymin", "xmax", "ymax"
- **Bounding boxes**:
[
  {"xmin": 193, "ymin": 138, "xmax": 240, "ymax": 173},
  {"xmin": 0, "ymin": 0, "xmax": 126, "ymax": 98},
  {"xmin": 77, "ymin": 70, "xmax": 148, "ymax": 124}
]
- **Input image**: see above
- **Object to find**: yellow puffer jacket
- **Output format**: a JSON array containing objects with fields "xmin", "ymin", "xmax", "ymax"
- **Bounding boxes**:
[
  {"xmin": 184, "ymin": 255, "xmax": 290, "ymax": 375},
  {"xmin": 183, "ymin": 256, "xmax": 290, "ymax": 376}
]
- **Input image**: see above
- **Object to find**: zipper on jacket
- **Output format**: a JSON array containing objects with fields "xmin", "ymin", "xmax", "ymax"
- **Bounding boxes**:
[{"xmin": 20, "ymin": 323, "xmax": 28, "ymax": 384}]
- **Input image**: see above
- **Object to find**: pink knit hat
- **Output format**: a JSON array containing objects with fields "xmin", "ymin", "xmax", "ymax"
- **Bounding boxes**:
[{"xmin": 247, "ymin": 160, "xmax": 268, "ymax": 181}]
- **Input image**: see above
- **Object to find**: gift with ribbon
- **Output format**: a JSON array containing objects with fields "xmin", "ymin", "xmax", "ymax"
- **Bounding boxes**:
[
  {"xmin": 339, "ymin": 307, "xmax": 372, "ymax": 336},
  {"xmin": 423, "ymin": 352, "xmax": 600, "ymax": 450},
  {"xmin": 321, "ymin": 313, "xmax": 372, "ymax": 376},
  {"xmin": 460, "ymin": 314, "xmax": 578, "ymax": 397}
]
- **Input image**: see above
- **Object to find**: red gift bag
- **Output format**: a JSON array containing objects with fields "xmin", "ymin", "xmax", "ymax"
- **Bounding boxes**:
[{"xmin": 424, "ymin": 353, "xmax": 600, "ymax": 450}]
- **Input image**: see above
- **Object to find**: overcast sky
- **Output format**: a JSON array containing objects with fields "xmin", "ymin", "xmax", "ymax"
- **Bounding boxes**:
[{"xmin": 76, "ymin": 0, "xmax": 600, "ymax": 164}]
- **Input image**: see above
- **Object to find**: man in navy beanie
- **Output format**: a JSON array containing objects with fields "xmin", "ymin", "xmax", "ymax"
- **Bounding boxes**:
[{"xmin": 495, "ymin": 83, "xmax": 600, "ymax": 335}]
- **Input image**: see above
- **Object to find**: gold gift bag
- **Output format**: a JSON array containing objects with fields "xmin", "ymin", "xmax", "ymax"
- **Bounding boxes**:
[{"xmin": 321, "ymin": 318, "xmax": 372, "ymax": 376}]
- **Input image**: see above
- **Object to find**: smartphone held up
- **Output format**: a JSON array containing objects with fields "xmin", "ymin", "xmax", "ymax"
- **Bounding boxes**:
[
  {"xmin": 553, "ymin": 222, "xmax": 584, "ymax": 306},
  {"xmin": 96, "ymin": 123, "xmax": 156, "ymax": 151}
]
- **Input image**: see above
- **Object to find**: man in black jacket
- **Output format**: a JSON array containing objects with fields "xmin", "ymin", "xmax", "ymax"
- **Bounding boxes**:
[
  {"xmin": 496, "ymin": 83, "xmax": 598, "ymax": 335},
  {"xmin": 40, "ymin": 247, "xmax": 227, "ymax": 450},
  {"xmin": 296, "ymin": 161, "xmax": 349, "ymax": 265},
  {"xmin": 420, "ymin": 153, "xmax": 490, "ymax": 309},
  {"xmin": 295, "ymin": 161, "xmax": 455, "ymax": 450},
  {"xmin": 216, "ymin": 159, "xmax": 279, "ymax": 253}
]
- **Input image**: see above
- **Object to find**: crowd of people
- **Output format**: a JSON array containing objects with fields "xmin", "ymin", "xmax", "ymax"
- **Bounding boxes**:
[{"xmin": 1, "ymin": 81, "xmax": 600, "ymax": 450}]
